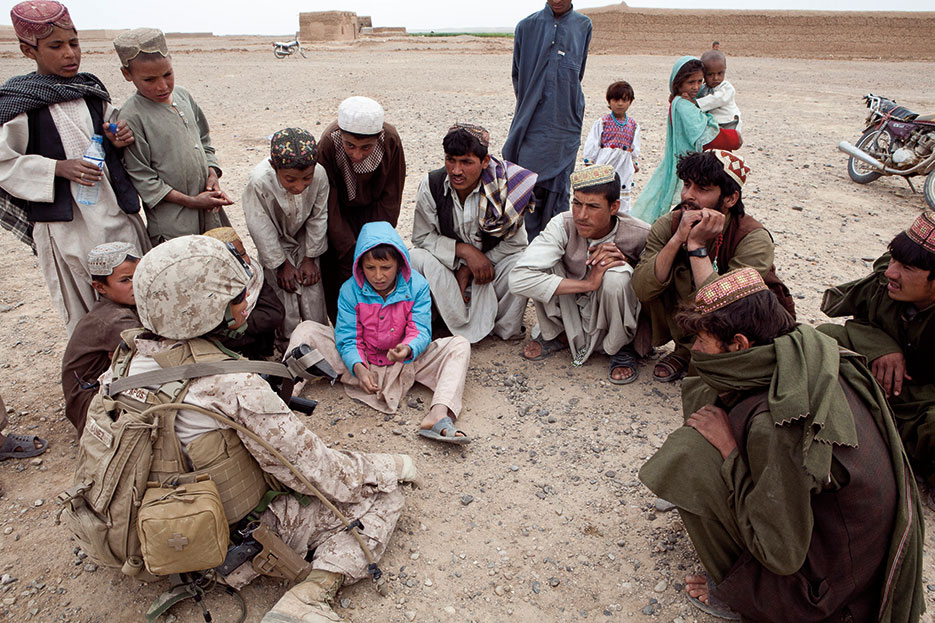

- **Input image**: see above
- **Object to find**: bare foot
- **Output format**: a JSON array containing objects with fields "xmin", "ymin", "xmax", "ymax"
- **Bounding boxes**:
[
  {"xmin": 684, "ymin": 574, "xmax": 709, "ymax": 603},
  {"xmin": 611, "ymin": 365, "xmax": 635, "ymax": 382},
  {"xmin": 522, "ymin": 340, "xmax": 544, "ymax": 359},
  {"xmin": 419, "ymin": 409, "xmax": 468, "ymax": 439}
]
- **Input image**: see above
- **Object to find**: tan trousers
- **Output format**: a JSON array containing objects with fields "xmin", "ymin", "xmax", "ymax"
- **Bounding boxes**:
[{"xmin": 287, "ymin": 321, "xmax": 471, "ymax": 417}]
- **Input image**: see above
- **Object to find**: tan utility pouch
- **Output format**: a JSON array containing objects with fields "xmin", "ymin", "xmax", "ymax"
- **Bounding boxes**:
[{"xmin": 137, "ymin": 476, "xmax": 228, "ymax": 576}]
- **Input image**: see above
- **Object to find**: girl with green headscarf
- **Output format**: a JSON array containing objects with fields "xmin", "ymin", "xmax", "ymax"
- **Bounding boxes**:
[{"xmin": 632, "ymin": 56, "xmax": 739, "ymax": 225}]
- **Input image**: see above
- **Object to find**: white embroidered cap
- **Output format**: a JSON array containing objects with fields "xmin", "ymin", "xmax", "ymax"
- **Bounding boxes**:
[{"xmin": 337, "ymin": 96, "xmax": 384, "ymax": 135}]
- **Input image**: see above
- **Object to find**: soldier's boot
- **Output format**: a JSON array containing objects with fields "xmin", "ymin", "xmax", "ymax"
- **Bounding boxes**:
[{"xmin": 261, "ymin": 569, "xmax": 344, "ymax": 623}]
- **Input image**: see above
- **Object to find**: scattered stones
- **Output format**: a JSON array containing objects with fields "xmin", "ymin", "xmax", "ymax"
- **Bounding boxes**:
[
  {"xmin": 654, "ymin": 498, "xmax": 676, "ymax": 512},
  {"xmin": 444, "ymin": 606, "xmax": 456, "ymax": 615},
  {"xmin": 405, "ymin": 611, "xmax": 416, "ymax": 621},
  {"xmin": 531, "ymin": 580, "xmax": 540, "ymax": 594},
  {"xmin": 340, "ymin": 597, "xmax": 350, "ymax": 609},
  {"xmin": 494, "ymin": 585, "xmax": 505, "ymax": 596},
  {"xmin": 2, "ymin": 527, "xmax": 12, "ymax": 535},
  {"xmin": 548, "ymin": 577, "xmax": 560, "ymax": 587},
  {"xmin": 641, "ymin": 604, "xmax": 655, "ymax": 615},
  {"xmin": 424, "ymin": 578, "xmax": 433, "ymax": 587},
  {"xmin": 0, "ymin": 574, "xmax": 16, "ymax": 585},
  {"xmin": 83, "ymin": 563, "xmax": 97, "ymax": 573},
  {"xmin": 653, "ymin": 579, "xmax": 667, "ymax": 593},
  {"xmin": 460, "ymin": 495, "xmax": 474, "ymax": 506},
  {"xmin": 33, "ymin": 499, "xmax": 43, "ymax": 507}
]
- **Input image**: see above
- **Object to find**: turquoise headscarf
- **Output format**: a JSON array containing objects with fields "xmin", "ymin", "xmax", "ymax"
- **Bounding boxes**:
[{"xmin": 631, "ymin": 56, "xmax": 720, "ymax": 225}]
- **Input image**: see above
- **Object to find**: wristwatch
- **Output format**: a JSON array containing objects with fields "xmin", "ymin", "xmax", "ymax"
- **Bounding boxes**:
[{"xmin": 686, "ymin": 247, "xmax": 708, "ymax": 258}]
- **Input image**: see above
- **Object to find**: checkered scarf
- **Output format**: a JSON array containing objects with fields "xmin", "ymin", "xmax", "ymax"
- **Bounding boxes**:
[
  {"xmin": 329, "ymin": 127, "xmax": 385, "ymax": 202},
  {"xmin": 477, "ymin": 156, "xmax": 538, "ymax": 238},
  {"xmin": 0, "ymin": 72, "xmax": 110, "ymax": 125},
  {"xmin": 0, "ymin": 72, "xmax": 110, "ymax": 251}
]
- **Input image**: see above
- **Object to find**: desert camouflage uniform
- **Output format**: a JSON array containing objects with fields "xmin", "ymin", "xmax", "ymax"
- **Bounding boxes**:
[{"xmin": 120, "ymin": 335, "xmax": 405, "ymax": 588}]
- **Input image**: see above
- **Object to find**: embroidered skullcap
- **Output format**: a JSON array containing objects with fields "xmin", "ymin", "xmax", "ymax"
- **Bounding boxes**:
[
  {"xmin": 571, "ymin": 164, "xmax": 617, "ymax": 190},
  {"xmin": 134, "ymin": 236, "xmax": 248, "ymax": 340},
  {"xmin": 113, "ymin": 27, "xmax": 168, "ymax": 68},
  {"xmin": 707, "ymin": 149, "xmax": 750, "ymax": 187},
  {"xmin": 906, "ymin": 211, "xmax": 935, "ymax": 255},
  {"xmin": 694, "ymin": 267, "xmax": 768, "ymax": 315},
  {"xmin": 447, "ymin": 122, "xmax": 490, "ymax": 148},
  {"xmin": 203, "ymin": 227, "xmax": 241, "ymax": 245},
  {"xmin": 87, "ymin": 241, "xmax": 140, "ymax": 277},
  {"xmin": 337, "ymin": 96, "xmax": 384, "ymax": 135},
  {"xmin": 270, "ymin": 127, "xmax": 317, "ymax": 170},
  {"xmin": 11, "ymin": 1, "xmax": 74, "ymax": 47}
]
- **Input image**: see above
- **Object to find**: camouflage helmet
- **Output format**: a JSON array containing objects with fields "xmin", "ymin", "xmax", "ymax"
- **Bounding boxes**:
[{"xmin": 134, "ymin": 235, "xmax": 249, "ymax": 340}]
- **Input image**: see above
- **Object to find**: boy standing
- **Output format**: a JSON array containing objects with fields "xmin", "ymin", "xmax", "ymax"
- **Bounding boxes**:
[
  {"xmin": 243, "ymin": 127, "xmax": 328, "ymax": 340},
  {"xmin": 583, "ymin": 81, "xmax": 641, "ymax": 214},
  {"xmin": 410, "ymin": 123, "xmax": 535, "ymax": 343},
  {"xmin": 61, "ymin": 242, "xmax": 141, "ymax": 433},
  {"xmin": 114, "ymin": 28, "xmax": 232, "ymax": 245},
  {"xmin": 0, "ymin": 1, "xmax": 149, "ymax": 335},
  {"xmin": 509, "ymin": 165, "xmax": 650, "ymax": 383},
  {"xmin": 696, "ymin": 50, "xmax": 742, "ymax": 133},
  {"xmin": 316, "ymin": 96, "xmax": 406, "ymax": 321}
]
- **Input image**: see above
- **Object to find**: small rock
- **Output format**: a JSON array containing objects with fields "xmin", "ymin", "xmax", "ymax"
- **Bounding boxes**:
[
  {"xmin": 547, "ymin": 415, "xmax": 557, "ymax": 423},
  {"xmin": 654, "ymin": 579, "xmax": 667, "ymax": 593},
  {"xmin": 444, "ymin": 606, "xmax": 456, "ymax": 615},
  {"xmin": 0, "ymin": 574, "xmax": 16, "ymax": 585},
  {"xmin": 654, "ymin": 498, "xmax": 676, "ymax": 512},
  {"xmin": 531, "ymin": 580, "xmax": 540, "ymax": 594},
  {"xmin": 641, "ymin": 604, "xmax": 655, "ymax": 615},
  {"xmin": 392, "ymin": 428, "xmax": 404, "ymax": 435},
  {"xmin": 928, "ymin": 584, "xmax": 935, "ymax": 591},
  {"xmin": 494, "ymin": 585, "xmax": 505, "ymax": 596},
  {"xmin": 424, "ymin": 578, "xmax": 433, "ymax": 587},
  {"xmin": 83, "ymin": 563, "xmax": 97, "ymax": 573},
  {"xmin": 34, "ymin": 499, "xmax": 43, "ymax": 507},
  {"xmin": 30, "ymin": 458, "xmax": 42, "ymax": 466},
  {"xmin": 410, "ymin": 553, "xmax": 420, "ymax": 560},
  {"xmin": 340, "ymin": 597, "xmax": 350, "ymax": 609},
  {"xmin": 460, "ymin": 495, "xmax": 474, "ymax": 506},
  {"xmin": 405, "ymin": 611, "xmax": 416, "ymax": 622},
  {"xmin": 604, "ymin": 470, "xmax": 616, "ymax": 478},
  {"xmin": 510, "ymin": 465, "xmax": 519, "ymax": 472},
  {"xmin": 2, "ymin": 597, "xmax": 15, "ymax": 606},
  {"xmin": 2, "ymin": 527, "xmax": 12, "ymax": 535},
  {"xmin": 549, "ymin": 577, "xmax": 560, "ymax": 587}
]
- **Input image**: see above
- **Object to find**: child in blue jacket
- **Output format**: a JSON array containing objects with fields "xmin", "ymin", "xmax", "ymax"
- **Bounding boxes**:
[{"xmin": 288, "ymin": 221, "xmax": 472, "ymax": 444}]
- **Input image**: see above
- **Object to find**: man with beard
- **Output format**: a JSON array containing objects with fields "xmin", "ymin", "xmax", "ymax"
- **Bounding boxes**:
[{"xmin": 631, "ymin": 150, "xmax": 793, "ymax": 382}]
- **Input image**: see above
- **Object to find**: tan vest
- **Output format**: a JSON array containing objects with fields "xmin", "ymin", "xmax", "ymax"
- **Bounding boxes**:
[{"xmin": 559, "ymin": 212, "xmax": 650, "ymax": 281}]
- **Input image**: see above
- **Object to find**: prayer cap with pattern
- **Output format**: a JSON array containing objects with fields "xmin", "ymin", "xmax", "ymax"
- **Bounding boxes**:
[
  {"xmin": 270, "ymin": 127, "xmax": 317, "ymax": 170},
  {"xmin": 134, "ymin": 236, "xmax": 248, "ymax": 340},
  {"xmin": 87, "ymin": 242, "xmax": 140, "ymax": 277},
  {"xmin": 447, "ymin": 123, "xmax": 490, "ymax": 148},
  {"xmin": 571, "ymin": 164, "xmax": 617, "ymax": 190},
  {"xmin": 906, "ymin": 211, "xmax": 935, "ymax": 255},
  {"xmin": 337, "ymin": 96, "xmax": 384, "ymax": 135},
  {"xmin": 11, "ymin": 1, "xmax": 74, "ymax": 46},
  {"xmin": 707, "ymin": 149, "xmax": 750, "ymax": 187},
  {"xmin": 694, "ymin": 267, "xmax": 768, "ymax": 315},
  {"xmin": 113, "ymin": 27, "xmax": 168, "ymax": 68}
]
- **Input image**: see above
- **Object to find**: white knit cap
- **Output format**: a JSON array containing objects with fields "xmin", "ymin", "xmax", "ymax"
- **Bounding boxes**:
[{"xmin": 337, "ymin": 96, "xmax": 384, "ymax": 135}]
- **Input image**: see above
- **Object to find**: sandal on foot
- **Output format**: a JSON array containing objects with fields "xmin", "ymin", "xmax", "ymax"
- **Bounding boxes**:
[
  {"xmin": 609, "ymin": 347, "xmax": 639, "ymax": 385},
  {"xmin": 687, "ymin": 575, "xmax": 740, "ymax": 621},
  {"xmin": 0, "ymin": 433, "xmax": 48, "ymax": 461},
  {"xmin": 521, "ymin": 335, "xmax": 567, "ymax": 361},
  {"xmin": 654, "ymin": 352, "xmax": 688, "ymax": 383},
  {"xmin": 418, "ymin": 416, "xmax": 471, "ymax": 445}
]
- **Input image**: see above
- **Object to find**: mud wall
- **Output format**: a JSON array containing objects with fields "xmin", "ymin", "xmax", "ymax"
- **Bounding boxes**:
[
  {"xmin": 581, "ymin": 3, "xmax": 935, "ymax": 61},
  {"xmin": 299, "ymin": 11, "xmax": 358, "ymax": 42}
]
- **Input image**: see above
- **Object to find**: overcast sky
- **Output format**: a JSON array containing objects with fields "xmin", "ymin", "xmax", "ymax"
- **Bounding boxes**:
[{"xmin": 5, "ymin": 1, "xmax": 931, "ymax": 35}]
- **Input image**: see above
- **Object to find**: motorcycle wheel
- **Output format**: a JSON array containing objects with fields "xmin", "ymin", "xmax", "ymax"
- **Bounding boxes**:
[
  {"xmin": 924, "ymin": 169, "xmax": 935, "ymax": 210},
  {"xmin": 273, "ymin": 48, "xmax": 288, "ymax": 59},
  {"xmin": 299, "ymin": 47, "xmax": 308, "ymax": 59},
  {"xmin": 847, "ymin": 127, "xmax": 892, "ymax": 184}
]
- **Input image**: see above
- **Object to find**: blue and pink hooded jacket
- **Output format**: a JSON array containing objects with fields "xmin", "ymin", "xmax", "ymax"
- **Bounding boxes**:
[{"xmin": 336, "ymin": 221, "xmax": 432, "ymax": 375}]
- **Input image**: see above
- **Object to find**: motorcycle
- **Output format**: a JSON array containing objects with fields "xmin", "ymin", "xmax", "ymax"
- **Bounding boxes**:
[
  {"xmin": 272, "ymin": 39, "xmax": 307, "ymax": 59},
  {"xmin": 838, "ymin": 93, "xmax": 935, "ymax": 209}
]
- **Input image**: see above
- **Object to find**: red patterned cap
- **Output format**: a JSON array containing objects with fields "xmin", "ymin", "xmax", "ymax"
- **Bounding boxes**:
[
  {"xmin": 694, "ymin": 267, "xmax": 768, "ymax": 314},
  {"xmin": 906, "ymin": 211, "xmax": 935, "ymax": 254},
  {"xmin": 10, "ymin": 1, "xmax": 74, "ymax": 47},
  {"xmin": 707, "ymin": 149, "xmax": 750, "ymax": 187}
]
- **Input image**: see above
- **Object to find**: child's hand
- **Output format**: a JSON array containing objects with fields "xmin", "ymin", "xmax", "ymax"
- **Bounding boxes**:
[
  {"xmin": 103, "ymin": 121, "xmax": 134, "ymax": 148},
  {"xmin": 387, "ymin": 344, "xmax": 412, "ymax": 363},
  {"xmin": 633, "ymin": 162, "xmax": 639, "ymax": 173},
  {"xmin": 55, "ymin": 159, "xmax": 103, "ymax": 186},
  {"xmin": 277, "ymin": 260, "xmax": 299, "ymax": 293},
  {"xmin": 298, "ymin": 257, "xmax": 320, "ymax": 286},
  {"xmin": 353, "ymin": 362, "xmax": 379, "ymax": 394},
  {"xmin": 189, "ymin": 190, "xmax": 233, "ymax": 211}
]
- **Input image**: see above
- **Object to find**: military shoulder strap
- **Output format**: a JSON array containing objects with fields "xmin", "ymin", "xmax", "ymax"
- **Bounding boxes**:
[{"xmin": 106, "ymin": 360, "xmax": 291, "ymax": 397}]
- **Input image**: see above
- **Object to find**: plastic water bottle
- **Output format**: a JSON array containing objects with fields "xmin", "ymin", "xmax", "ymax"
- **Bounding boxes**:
[{"xmin": 75, "ymin": 134, "xmax": 106, "ymax": 206}]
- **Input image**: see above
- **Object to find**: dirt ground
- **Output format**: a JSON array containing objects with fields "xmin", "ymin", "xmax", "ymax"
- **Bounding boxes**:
[{"xmin": 1, "ymin": 34, "xmax": 935, "ymax": 623}]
